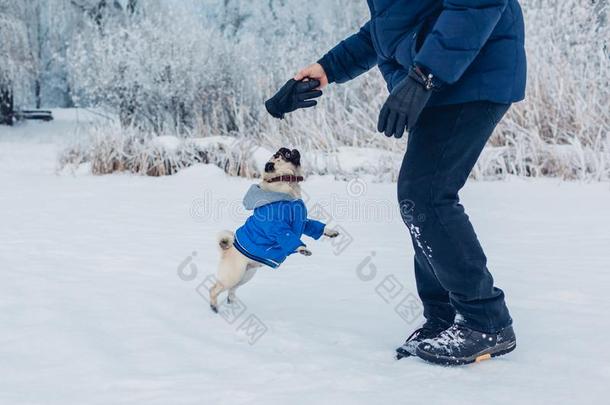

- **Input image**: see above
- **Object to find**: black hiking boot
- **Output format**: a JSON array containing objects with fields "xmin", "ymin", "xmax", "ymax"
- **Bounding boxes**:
[
  {"xmin": 415, "ymin": 324, "xmax": 516, "ymax": 366},
  {"xmin": 395, "ymin": 321, "xmax": 449, "ymax": 360}
]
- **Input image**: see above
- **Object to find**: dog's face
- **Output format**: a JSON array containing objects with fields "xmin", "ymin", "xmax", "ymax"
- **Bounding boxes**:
[{"xmin": 263, "ymin": 148, "xmax": 301, "ymax": 181}]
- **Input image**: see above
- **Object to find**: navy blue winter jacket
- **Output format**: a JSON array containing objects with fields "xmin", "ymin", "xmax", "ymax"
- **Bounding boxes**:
[
  {"xmin": 234, "ymin": 185, "xmax": 326, "ymax": 268},
  {"xmin": 318, "ymin": 0, "xmax": 527, "ymax": 106}
]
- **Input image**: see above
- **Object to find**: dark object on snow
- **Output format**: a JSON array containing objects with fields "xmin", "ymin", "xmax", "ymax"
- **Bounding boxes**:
[
  {"xmin": 377, "ymin": 66, "xmax": 440, "ymax": 138},
  {"xmin": 265, "ymin": 79, "xmax": 322, "ymax": 119},
  {"xmin": 0, "ymin": 87, "xmax": 14, "ymax": 126},
  {"xmin": 15, "ymin": 110, "xmax": 54, "ymax": 122},
  {"xmin": 317, "ymin": 0, "xmax": 526, "ymax": 106},
  {"xmin": 1, "ymin": 83, "xmax": 54, "ymax": 125},
  {"xmin": 396, "ymin": 320, "xmax": 450, "ymax": 360},
  {"xmin": 416, "ymin": 324, "xmax": 516, "ymax": 366}
]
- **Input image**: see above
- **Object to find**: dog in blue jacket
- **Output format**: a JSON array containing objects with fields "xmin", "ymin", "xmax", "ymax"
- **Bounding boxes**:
[{"xmin": 209, "ymin": 148, "xmax": 339, "ymax": 312}]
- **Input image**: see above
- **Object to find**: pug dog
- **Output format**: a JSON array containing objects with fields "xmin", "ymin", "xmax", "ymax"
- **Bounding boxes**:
[{"xmin": 209, "ymin": 148, "xmax": 339, "ymax": 312}]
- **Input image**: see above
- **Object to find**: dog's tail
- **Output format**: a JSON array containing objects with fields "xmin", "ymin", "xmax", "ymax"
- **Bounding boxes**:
[{"xmin": 217, "ymin": 230, "xmax": 234, "ymax": 251}]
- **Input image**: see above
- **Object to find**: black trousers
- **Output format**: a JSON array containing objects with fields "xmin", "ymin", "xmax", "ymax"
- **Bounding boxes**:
[{"xmin": 397, "ymin": 101, "xmax": 512, "ymax": 333}]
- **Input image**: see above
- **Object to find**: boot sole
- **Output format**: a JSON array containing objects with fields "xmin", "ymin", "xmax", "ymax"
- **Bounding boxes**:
[{"xmin": 415, "ymin": 341, "xmax": 516, "ymax": 366}]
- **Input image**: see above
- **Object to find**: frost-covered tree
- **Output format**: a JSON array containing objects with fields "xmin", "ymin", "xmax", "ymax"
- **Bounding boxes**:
[
  {"xmin": 0, "ymin": 0, "xmax": 146, "ymax": 111},
  {"xmin": 27, "ymin": 0, "xmax": 81, "ymax": 108},
  {"xmin": 67, "ymin": 1, "xmax": 208, "ymax": 130},
  {"xmin": 65, "ymin": 0, "xmax": 370, "ymax": 133},
  {"xmin": 32, "ymin": 0, "xmax": 144, "ymax": 107},
  {"xmin": 0, "ymin": 1, "xmax": 35, "ymax": 124}
]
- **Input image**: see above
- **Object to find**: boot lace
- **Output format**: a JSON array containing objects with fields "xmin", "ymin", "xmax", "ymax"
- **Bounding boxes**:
[
  {"xmin": 433, "ymin": 324, "xmax": 467, "ymax": 348},
  {"xmin": 405, "ymin": 323, "xmax": 446, "ymax": 343}
]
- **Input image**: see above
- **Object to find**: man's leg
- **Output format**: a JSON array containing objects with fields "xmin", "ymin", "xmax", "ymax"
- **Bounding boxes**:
[
  {"xmin": 412, "ymin": 243, "xmax": 455, "ymax": 326},
  {"xmin": 399, "ymin": 120, "xmax": 455, "ymax": 327},
  {"xmin": 397, "ymin": 101, "xmax": 512, "ymax": 333}
]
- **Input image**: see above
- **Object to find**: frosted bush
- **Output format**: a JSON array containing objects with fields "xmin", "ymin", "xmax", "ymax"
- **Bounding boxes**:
[
  {"xmin": 480, "ymin": 0, "xmax": 610, "ymax": 180},
  {"xmin": 59, "ymin": 122, "xmax": 265, "ymax": 177}
]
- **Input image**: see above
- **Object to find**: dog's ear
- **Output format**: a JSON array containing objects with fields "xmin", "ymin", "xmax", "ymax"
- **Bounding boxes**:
[
  {"xmin": 290, "ymin": 149, "xmax": 301, "ymax": 167},
  {"xmin": 277, "ymin": 147, "xmax": 291, "ymax": 156}
]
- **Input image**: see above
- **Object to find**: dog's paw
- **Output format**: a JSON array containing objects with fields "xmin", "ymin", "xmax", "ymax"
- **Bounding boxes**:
[
  {"xmin": 324, "ymin": 228, "xmax": 340, "ymax": 238},
  {"xmin": 297, "ymin": 246, "xmax": 313, "ymax": 256},
  {"xmin": 210, "ymin": 304, "xmax": 219, "ymax": 313}
]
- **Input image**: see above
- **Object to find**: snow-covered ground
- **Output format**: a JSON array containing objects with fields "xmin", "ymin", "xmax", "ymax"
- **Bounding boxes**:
[{"xmin": 1, "ymin": 112, "xmax": 609, "ymax": 404}]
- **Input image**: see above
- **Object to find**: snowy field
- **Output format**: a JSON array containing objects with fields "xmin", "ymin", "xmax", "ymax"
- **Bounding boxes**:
[{"xmin": 1, "ymin": 112, "xmax": 609, "ymax": 404}]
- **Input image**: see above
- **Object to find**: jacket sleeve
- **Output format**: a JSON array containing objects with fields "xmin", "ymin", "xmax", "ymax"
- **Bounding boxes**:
[
  {"xmin": 303, "ymin": 219, "xmax": 326, "ymax": 240},
  {"xmin": 414, "ymin": 0, "xmax": 508, "ymax": 85},
  {"xmin": 378, "ymin": 59, "xmax": 409, "ymax": 92},
  {"xmin": 318, "ymin": 21, "xmax": 378, "ymax": 85}
]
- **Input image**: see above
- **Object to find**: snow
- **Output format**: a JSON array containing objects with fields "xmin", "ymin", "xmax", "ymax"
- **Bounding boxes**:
[
  {"xmin": 1, "ymin": 114, "xmax": 610, "ymax": 404},
  {"xmin": 151, "ymin": 135, "xmax": 182, "ymax": 152},
  {"xmin": 308, "ymin": 146, "xmax": 401, "ymax": 176}
]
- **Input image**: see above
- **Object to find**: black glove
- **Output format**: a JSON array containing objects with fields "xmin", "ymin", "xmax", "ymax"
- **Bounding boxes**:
[
  {"xmin": 265, "ymin": 79, "xmax": 323, "ymax": 119},
  {"xmin": 377, "ymin": 66, "xmax": 441, "ymax": 138}
]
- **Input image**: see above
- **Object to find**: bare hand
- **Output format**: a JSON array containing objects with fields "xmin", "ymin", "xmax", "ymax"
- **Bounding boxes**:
[{"xmin": 295, "ymin": 63, "xmax": 329, "ymax": 90}]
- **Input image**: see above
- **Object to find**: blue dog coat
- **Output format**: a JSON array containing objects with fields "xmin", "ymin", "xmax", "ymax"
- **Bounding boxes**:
[{"xmin": 234, "ymin": 185, "xmax": 326, "ymax": 268}]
